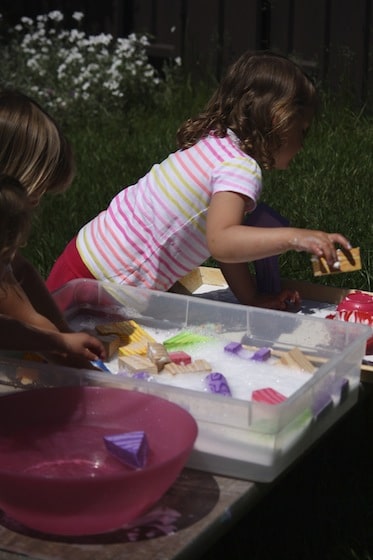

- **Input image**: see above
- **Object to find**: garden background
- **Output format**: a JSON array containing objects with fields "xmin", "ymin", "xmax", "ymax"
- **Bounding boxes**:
[{"xmin": 0, "ymin": 1, "xmax": 372, "ymax": 291}]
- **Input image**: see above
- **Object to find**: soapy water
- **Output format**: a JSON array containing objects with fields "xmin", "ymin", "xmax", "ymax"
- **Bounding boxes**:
[
  {"xmin": 67, "ymin": 288, "xmax": 344, "ymax": 402},
  {"xmin": 191, "ymin": 286, "xmax": 373, "ymax": 364},
  {"xmin": 107, "ymin": 334, "xmax": 311, "ymax": 402}
]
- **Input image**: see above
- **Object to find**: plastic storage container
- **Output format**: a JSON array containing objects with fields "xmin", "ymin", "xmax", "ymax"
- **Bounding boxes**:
[{"xmin": 2, "ymin": 279, "xmax": 371, "ymax": 482}]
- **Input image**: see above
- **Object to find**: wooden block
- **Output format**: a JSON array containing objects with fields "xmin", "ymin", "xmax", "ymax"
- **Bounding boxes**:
[
  {"xmin": 280, "ymin": 347, "xmax": 316, "ymax": 373},
  {"xmin": 22, "ymin": 352, "xmax": 46, "ymax": 363},
  {"xmin": 173, "ymin": 266, "xmax": 227, "ymax": 294},
  {"xmin": 96, "ymin": 320, "xmax": 155, "ymax": 341},
  {"xmin": 97, "ymin": 334, "xmax": 121, "ymax": 359},
  {"xmin": 312, "ymin": 247, "xmax": 361, "ymax": 276},
  {"xmin": 82, "ymin": 329, "xmax": 121, "ymax": 359},
  {"xmin": 163, "ymin": 359, "xmax": 212, "ymax": 375},
  {"xmin": 16, "ymin": 367, "xmax": 40, "ymax": 385},
  {"xmin": 361, "ymin": 363, "xmax": 373, "ymax": 383},
  {"xmin": 97, "ymin": 320, "xmax": 156, "ymax": 357},
  {"xmin": 118, "ymin": 355, "xmax": 158, "ymax": 375},
  {"xmin": 147, "ymin": 342, "xmax": 171, "ymax": 371}
]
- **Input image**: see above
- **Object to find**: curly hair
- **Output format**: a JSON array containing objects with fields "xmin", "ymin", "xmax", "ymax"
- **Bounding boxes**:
[
  {"xmin": 177, "ymin": 50, "xmax": 318, "ymax": 169},
  {"xmin": 0, "ymin": 173, "xmax": 32, "ymax": 264},
  {"xmin": 0, "ymin": 90, "xmax": 75, "ymax": 201}
]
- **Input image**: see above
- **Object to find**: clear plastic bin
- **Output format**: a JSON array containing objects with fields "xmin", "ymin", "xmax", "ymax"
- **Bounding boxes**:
[{"xmin": 1, "ymin": 278, "xmax": 370, "ymax": 482}]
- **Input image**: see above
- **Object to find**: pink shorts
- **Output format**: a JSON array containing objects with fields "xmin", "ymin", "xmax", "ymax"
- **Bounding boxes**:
[{"xmin": 46, "ymin": 237, "xmax": 95, "ymax": 293}]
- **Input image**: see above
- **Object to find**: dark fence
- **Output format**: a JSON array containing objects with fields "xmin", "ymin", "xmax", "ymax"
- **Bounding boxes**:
[{"xmin": 2, "ymin": 0, "xmax": 372, "ymax": 103}]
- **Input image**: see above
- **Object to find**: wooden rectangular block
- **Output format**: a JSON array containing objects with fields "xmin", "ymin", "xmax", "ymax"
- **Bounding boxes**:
[
  {"xmin": 97, "ymin": 334, "xmax": 121, "ymax": 359},
  {"xmin": 280, "ymin": 347, "xmax": 316, "ymax": 373},
  {"xmin": 118, "ymin": 355, "xmax": 158, "ymax": 375},
  {"xmin": 163, "ymin": 359, "xmax": 212, "ymax": 375},
  {"xmin": 312, "ymin": 247, "xmax": 361, "ymax": 277}
]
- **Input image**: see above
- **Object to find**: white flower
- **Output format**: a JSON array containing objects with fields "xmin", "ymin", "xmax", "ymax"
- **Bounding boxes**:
[
  {"xmin": 69, "ymin": 29, "xmax": 85, "ymax": 42},
  {"xmin": 20, "ymin": 17, "xmax": 33, "ymax": 26},
  {"xmin": 48, "ymin": 11, "xmax": 64, "ymax": 22},
  {"xmin": 5, "ymin": 11, "xmax": 163, "ymax": 112},
  {"xmin": 72, "ymin": 12, "xmax": 84, "ymax": 22}
]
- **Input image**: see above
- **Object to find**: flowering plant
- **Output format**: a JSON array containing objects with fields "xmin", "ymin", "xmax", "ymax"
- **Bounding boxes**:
[{"xmin": 0, "ymin": 10, "xmax": 175, "ymax": 115}]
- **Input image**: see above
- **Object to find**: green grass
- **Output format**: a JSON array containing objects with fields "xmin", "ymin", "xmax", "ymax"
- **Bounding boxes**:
[{"xmin": 24, "ymin": 84, "xmax": 373, "ymax": 293}]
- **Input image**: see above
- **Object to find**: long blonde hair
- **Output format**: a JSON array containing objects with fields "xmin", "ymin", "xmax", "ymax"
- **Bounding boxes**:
[
  {"xmin": 0, "ymin": 90, "xmax": 75, "ymax": 199},
  {"xmin": 177, "ymin": 50, "xmax": 318, "ymax": 169}
]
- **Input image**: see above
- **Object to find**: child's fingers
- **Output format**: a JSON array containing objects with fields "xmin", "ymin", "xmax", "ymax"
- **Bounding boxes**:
[
  {"xmin": 86, "ymin": 338, "xmax": 106, "ymax": 360},
  {"xmin": 306, "ymin": 233, "xmax": 351, "ymax": 266},
  {"xmin": 324, "ymin": 234, "xmax": 352, "ymax": 266},
  {"xmin": 327, "ymin": 233, "xmax": 352, "ymax": 251}
]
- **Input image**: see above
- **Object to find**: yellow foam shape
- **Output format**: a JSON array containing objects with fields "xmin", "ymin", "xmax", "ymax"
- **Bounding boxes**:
[
  {"xmin": 116, "ymin": 320, "xmax": 156, "ymax": 356},
  {"xmin": 118, "ymin": 341, "xmax": 148, "ymax": 356},
  {"xmin": 118, "ymin": 320, "xmax": 155, "ymax": 343}
]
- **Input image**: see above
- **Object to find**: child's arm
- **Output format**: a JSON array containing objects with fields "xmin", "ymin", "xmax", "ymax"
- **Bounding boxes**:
[
  {"xmin": 0, "ymin": 268, "xmax": 105, "ymax": 368},
  {"xmin": 219, "ymin": 261, "xmax": 300, "ymax": 310},
  {"xmin": 11, "ymin": 252, "xmax": 71, "ymax": 332},
  {"xmin": 0, "ymin": 314, "xmax": 105, "ymax": 363},
  {"xmin": 207, "ymin": 191, "xmax": 351, "ymax": 268},
  {"xmin": 0, "ymin": 269, "xmax": 65, "ymax": 332}
]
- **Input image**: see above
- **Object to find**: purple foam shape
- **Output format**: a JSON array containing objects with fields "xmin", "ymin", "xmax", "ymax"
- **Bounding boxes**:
[
  {"xmin": 224, "ymin": 342, "xmax": 242, "ymax": 354},
  {"xmin": 205, "ymin": 372, "xmax": 232, "ymax": 396},
  {"xmin": 224, "ymin": 341, "xmax": 252, "ymax": 359},
  {"xmin": 133, "ymin": 372, "xmax": 152, "ymax": 380},
  {"xmin": 104, "ymin": 431, "xmax": 149, "ymax": 469},
  {"xmin": 251, "ymin": 347, "xmax": 271, "ymax": 362},
  {"xmin": 331, "ymin": 377, "xmax": 349, "ymax": 403},
  {"xmin": 312, "ymin": 392, "xmax": 333, "ymax": 419}
]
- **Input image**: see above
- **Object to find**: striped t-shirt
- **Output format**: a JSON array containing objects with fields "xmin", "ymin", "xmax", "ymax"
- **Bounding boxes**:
[{"xmin": 76, "ymin": 129, "xmax": 262, "ymax": 290}]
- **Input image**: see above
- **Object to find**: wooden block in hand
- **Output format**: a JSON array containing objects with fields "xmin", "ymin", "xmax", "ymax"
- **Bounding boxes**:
[
  {"xmin": 311, "ymin": 247, "xmax": 361, "ymax": 276},
  {"xmin": 97, "ymin": 334, "xmax": 121, "ymax": 359}
]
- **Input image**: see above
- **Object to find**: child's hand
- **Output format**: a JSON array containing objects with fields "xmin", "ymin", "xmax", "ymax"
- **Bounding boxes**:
[
  {"xmin": 254, "ymin": 289, "xmax": 301, "ymax": 311},
  {"xmin": 290, "ymin": 229, "xmax": 351, "ymax": 268},
  {"xmin": 61, "ymin": 332, "xmax": 106, "ymax": 361}
]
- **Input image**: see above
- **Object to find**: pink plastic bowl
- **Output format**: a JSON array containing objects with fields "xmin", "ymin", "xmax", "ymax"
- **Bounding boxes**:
[{"xmin": 0, "ymin": 386, "xmax": 198, "ymax": 535}]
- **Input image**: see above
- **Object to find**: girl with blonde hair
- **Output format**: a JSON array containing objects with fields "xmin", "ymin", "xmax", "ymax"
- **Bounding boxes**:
[{"xmin": 0, "ymin": 91, "xmax": 105, "ymax": 366}]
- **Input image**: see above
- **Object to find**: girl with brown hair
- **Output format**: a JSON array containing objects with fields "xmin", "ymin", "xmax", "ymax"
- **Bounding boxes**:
[{"xmin": 47, "ymin": 51, "xmax": 351, "ymax": 309}]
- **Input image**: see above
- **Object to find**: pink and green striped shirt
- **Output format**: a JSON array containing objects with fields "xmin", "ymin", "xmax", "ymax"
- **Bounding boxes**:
[{"xmin": 76, "ymin": 130, "xmax": 262, "ymax": 290}]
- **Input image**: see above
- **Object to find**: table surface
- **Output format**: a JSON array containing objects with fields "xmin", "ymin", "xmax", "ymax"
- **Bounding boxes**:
[
  {"xmin": 0, "ymin": 468, "xmax": 268, "ymax": 560},
  {"xmin": 0, "ymin": 278, "xmax": 369, "ymax": 559}
]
